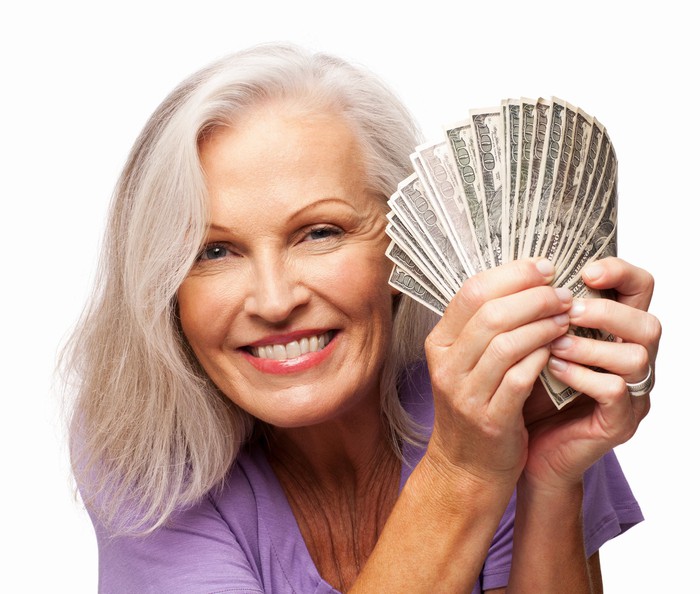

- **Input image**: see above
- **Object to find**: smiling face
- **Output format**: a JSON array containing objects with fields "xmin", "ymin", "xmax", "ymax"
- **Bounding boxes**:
[{"xmin": 177, "ymin": 103, "xmax": 396, "ymax": 429}]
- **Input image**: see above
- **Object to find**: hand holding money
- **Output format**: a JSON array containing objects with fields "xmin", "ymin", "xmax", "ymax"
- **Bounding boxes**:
[{"xmin": 387, "ymin": 97, "xmax": 618, "ymax": 408}]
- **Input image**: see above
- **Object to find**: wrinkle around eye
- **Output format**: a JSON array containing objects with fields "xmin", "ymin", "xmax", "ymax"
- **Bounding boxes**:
[
  {"xmin": 199, "ymin": 244, "xmax": 233, "ymax": 261},
  {"xmin": 303, "ymin": 225, "xmax": 344, "ymax": 242}
]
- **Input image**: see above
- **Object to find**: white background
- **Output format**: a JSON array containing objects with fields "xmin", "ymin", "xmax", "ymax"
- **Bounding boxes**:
[{"xmin": 2, "ymin": 1, "xmax": 696, "ymax": 591}]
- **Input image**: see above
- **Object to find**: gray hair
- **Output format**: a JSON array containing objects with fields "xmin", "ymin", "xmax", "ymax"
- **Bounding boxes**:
[{"xmin": 61, "ymin": 42, "xmax": 438, "ymax": 535}]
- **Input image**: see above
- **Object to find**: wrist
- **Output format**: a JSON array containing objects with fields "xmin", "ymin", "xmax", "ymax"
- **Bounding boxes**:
[
  {"xmin": 413, "ymin": 445, "xmax": 518, "ymax": 519},
  {"xmin": 516, "ymin": 474, "xmax": 585, "ymax": 517}
]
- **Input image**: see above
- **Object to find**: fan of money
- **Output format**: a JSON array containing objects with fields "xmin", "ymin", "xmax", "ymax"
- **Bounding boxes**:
[{"xmin": 385, "ymin": 97, "xmax": 618, "ymax": 408}]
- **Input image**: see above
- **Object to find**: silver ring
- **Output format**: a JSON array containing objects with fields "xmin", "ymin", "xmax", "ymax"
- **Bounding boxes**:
[{"xmin": 626, "ymin": 365, "xmax": 654, "ymax": 397}]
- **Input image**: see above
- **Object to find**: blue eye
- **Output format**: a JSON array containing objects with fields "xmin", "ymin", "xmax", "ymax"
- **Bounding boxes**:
[
  {"xmin": 306, "ymin": 226, "xmax": 342, "ymax": 241},
  {"xmin": 198, "ymin": 244, "xmax": 230, "ymax": 261}
]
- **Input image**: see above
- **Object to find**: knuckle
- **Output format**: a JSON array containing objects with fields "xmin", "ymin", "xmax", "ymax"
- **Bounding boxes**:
[
  {"xmin": 458, "ymin": 276, "xmax": 488, "ymax": 310},
  {"xmin": 424, "ymin": 331, "xmax": 439, "ymax": 354},
  {"xmin": 629, "ymin": 344, "xmax": 650, "ymax": 371},
  {"xmin": 426, "ymin": 361, "xmax": 451, "ymax": 394},
  {"xmin": 504, "ymin": 368, "xmax": 534, "ymax": 396},
  {"xmin": 489, "ymin": 332, "xmax": 516, "ymax": 361},
  {"xmin": 605, "ymin": 376, "xmax": 629, "ymax": 400},
  {"xmin": 477, "ymin": 301, "xmax": 504, "ymax": 333},
  {"xmin": 641, "ymin": 313, "xmax": 662, "ymax": 346},
  {"xmin": 642, "ymin": 270, "xmax": 656, "ymax": 297}
]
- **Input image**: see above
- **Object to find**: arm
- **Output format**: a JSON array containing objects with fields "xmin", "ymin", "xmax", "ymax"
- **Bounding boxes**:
[
  {"xmin": 352, "ymin": 258, "xmax": 574, "ymax": 592},
  {"xmin": 353, "ymin": 258, "xmax": 656, "ymax": 593},
  {"xmin": 506, "ymin": 257, "xmax": 658, "ymax": 593}
]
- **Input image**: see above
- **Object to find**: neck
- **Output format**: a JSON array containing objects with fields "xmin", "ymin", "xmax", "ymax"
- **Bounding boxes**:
[
  {"xmin": 263, "ymin": 400, "xmax": 402, "ymax": 591},
  {"xmin": 264, "ymin": 398, "xmax": 396, "ymax": 492}
]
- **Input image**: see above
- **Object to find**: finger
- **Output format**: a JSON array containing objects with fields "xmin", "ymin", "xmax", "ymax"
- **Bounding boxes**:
[
  {"xmin": 429, "ymin": 258, "xmax": 556, "ymax": 348},
  {"xmin": 581, "ymin": 257, "xmax": 655, "ymax": 310},
  {"xmin": 465, "ymin": 314, "xmax": 570, "ymax": 402},
  {"xmin": 447, "ymin": 285, "xmax": 572, "ymax": 370},
  {"xmin": 568, "ymin": 298, "xmax": 662, "ymax": 359},
  {"xmin": 489, "ymin": 346, "xmax": 552, "ymax": 425},
  {"xmin": 547, "ymin": 358, "xmax": 650, "ymax": 429},
  {"xmin": 550, "ymin": 333, "xmax": 651, "ymax": 383}
]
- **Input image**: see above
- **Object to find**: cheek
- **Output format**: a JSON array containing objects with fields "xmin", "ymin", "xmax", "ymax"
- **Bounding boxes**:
[
  {"xmin": 177, "ymin": 277, "xmax": 237, "ymax": 352},
  {"xmin": 324, "ymin": 248, "xmax": 395, "ymax": 319}
]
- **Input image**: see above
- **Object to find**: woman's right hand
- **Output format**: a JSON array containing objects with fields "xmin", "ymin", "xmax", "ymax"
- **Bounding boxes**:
[{"xmin": 422, "ymin": 258, "xmax": 572, "ymax": 491}]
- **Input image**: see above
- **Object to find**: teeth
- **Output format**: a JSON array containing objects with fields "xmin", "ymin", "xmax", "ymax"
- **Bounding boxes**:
[
  {"xmin": 252, "ymin": 332, "xmax": 332, "ymax": 360},
  {"xmin": 286, "ymin": 341, "xmax": 301, "ymax": 358}
]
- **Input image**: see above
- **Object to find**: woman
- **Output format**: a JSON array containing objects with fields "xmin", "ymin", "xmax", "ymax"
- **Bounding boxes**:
[{"xmin": 63, "ymin": 43, "xmax": 659, "ymax": 593}]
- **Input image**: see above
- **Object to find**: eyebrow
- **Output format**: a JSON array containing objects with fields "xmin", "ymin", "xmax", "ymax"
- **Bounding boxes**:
[
  {"xmin": 206, "ymin": 197, "xmax": 359, "ymax": 233},
  {"xmin": 287, "ymin": 196, "xmax": 358, "ymax": 221}
]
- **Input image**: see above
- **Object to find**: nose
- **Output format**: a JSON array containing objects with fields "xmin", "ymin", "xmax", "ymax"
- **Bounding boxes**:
[{"xmin": 244, "ymin": 253, "xmax": 311, "ymax": 323}]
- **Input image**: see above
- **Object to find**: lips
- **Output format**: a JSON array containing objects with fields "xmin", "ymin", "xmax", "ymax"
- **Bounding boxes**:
[{"xmin": 246, "ymin": 331, "xmax": 336, "ymax": 361}]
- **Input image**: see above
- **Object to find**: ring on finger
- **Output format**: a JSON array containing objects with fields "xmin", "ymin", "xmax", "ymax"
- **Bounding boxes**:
[{"xmin": 626, "ymin": 365, "xmax": 655, "ymax": 397}]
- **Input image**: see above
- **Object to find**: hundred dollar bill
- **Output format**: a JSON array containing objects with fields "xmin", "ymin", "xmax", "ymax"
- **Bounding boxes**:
[
  {"xmin": 389, "ymin": 192, "xmax": 461, "ymax": 294},
  {"xmin": 411, "ymin": 142, "xmax": 479, "ymax": 274},
  {"xmin": 513, "ymin": 98, "xmax": 536, "ymax": 259},
  {"xmin": 502, "ymin": 99, "xmax": 521, "ymax": 262},
  {"xmin": 469, "ymin": 106, "xmax": 506, "ymax": 266},
  {"xmin": 385, "ymin": 241, "xmax": 450, "ymax": 307},
  {"xmin": 557, "ymin": 122, "xmax": 610, "ymax": 268},
  {"xmin": 544, "ymin": 107, "xmax": 594, "ymax": 263},
  {"xmin": 520, "ymin": 98, "xmax": 551, "ymax": 258},
  {"xmin": 443, "ymin": 120, "xmax": 489, "ymax": 272},
  {"xmin": 538, "ymin": 99, "xmax": 578, "ymax": 257},
  {"xmin": 388, "ymin": 265, "xmax": 446, "ymax": 316},
  {"xmin": 386, "ymin": 214, "xmax": 454, "ymax": 299},
  {"xmin": 556, "ymin": 157, "xmax": 618, "ymax": 287},
  {"xmin": 387, "ymin": 96, "xmax": 620, "ymax": 409},
  {"xmin": 525, "ymin": 98, "xmax": 565, "ymax": 257},
  {"xmin": 397, "ymin": 174, "xmax": 469, "ymax": 285},
  {"xmin": 558, "ymin": 127, "xmax": 617, "ymax": 262}
]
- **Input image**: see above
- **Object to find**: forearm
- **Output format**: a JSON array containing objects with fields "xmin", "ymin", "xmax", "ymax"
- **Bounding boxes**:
[
  {"xmin": 350, "ymin": 453, "xmax": 515, "ymax": 593},
  {"xmin": 507, "ymin": 479, "xmax": 596, "ymax": 594}
]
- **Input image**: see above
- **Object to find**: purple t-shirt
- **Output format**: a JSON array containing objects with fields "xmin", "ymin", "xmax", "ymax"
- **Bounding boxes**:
[{"xmin": 90, "ymin": 363, "xmax": 643, "ymax": 593}]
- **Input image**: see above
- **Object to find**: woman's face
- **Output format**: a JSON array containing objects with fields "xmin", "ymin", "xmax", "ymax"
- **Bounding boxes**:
[{"xmin": 178, "ymin": 104, "xmax": 396, "ymax": 428}]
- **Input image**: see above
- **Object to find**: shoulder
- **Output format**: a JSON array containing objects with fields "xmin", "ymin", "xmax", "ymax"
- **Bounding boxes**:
[{"xmin": 91, "ymin": 454, "xmax": 266, "ymax": 593}]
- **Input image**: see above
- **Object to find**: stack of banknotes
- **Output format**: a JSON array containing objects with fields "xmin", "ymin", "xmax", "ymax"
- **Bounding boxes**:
[{"xmin": 386, "ymin": 97, "xmax": 617, "ymax": 408}]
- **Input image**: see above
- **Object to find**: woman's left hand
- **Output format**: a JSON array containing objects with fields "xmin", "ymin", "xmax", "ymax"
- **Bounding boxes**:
[{"xmin": 521, "ymin": 257, "xmax": 661, "ymax": 491}]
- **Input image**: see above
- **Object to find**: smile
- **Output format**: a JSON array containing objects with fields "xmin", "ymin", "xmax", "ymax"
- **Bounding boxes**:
[{"xmin": 248, "ymin": 331, "xmax": 335, "ymax": 361}]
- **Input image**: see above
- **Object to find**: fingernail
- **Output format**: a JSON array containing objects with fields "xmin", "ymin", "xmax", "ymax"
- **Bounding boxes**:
[
  {"xmin": 570, "ymin": 299, "xmax": 585, "ymax": 317},
  {"xmin": 583, "ymin": 262, "xmax": 603, "ymax": 281},
  {"xmin": 548, "ymin": 356, "xmax": 568, "ymax": 372},
  {"xmin": 553, "ymin": 313, "xmax": 569, "ymax": 326},
  {"xmin": 536, "ymin": 259, "xmax": 555, "ymax": 278},
  {"xmin": 555, "ymin": 287, "xmax": 572, "ymax": 303},
  {"xmin": 551, "ymin": 336, "xmax": 573, "ymax": 350}
]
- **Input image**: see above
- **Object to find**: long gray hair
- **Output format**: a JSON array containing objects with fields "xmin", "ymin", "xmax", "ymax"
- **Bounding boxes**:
[{"xmin": 61, "ymin": 43, "xmax": 437, "ymax": 534}]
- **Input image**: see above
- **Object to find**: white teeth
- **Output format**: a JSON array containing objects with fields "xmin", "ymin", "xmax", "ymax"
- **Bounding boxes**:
[
  {"xmin": 286, "ymin": 341, "xmax": 301, "ymax": 358},
  {"xmin": 252, "ymin": 332, "xmax": 332, "ymax": 360}
]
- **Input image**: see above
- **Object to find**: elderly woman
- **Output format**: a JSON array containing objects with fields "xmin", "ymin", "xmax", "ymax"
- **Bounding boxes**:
[{"xmin": 63, "ymin": 43, "xmax": 659, "ymax": 593}]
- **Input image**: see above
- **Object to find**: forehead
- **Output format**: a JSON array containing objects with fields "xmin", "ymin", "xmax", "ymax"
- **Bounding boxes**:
[
  {"xmin": 199, "ymin": 104, "xmax": 367, "ymax": 187},
  {"xmin": 197, "ymin": 104, "xmax": 377, "ymax": 224}
]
